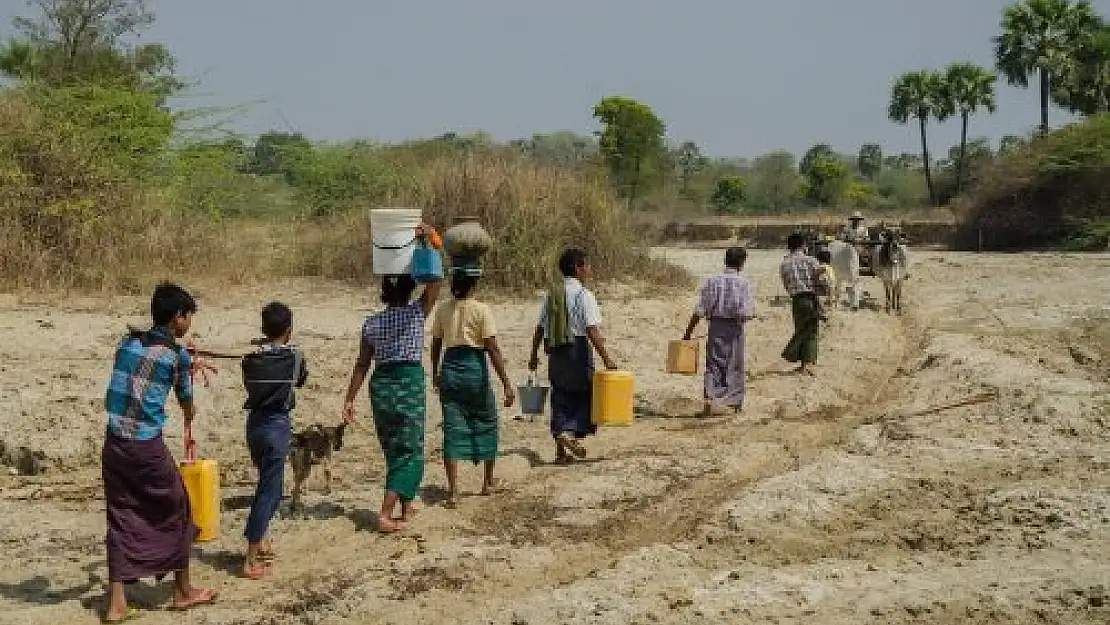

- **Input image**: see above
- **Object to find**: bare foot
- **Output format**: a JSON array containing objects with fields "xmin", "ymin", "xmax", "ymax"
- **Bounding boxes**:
[
  {"xmin": 241, "ymin": 560, "xmax": 270, "ymax": 581},
  {"xmin": 168, "ymin": 587, "xmax": 217, "ymax": 611},
  {"xmin": 378, "ymin": 517, "xmax": 406, "ymax": 534},
  {"xmin": 480, "ymin": 479, "xmax": 507, "ymax": 496},
  {"xmin": 401, "ymin": 502, "xmax": 420, "ymax": 522}
]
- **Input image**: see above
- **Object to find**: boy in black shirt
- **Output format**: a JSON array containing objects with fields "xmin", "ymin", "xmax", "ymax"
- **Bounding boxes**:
[{"xmin": 241, "ymin": 302, "xmax": 307, "ymax": 580}]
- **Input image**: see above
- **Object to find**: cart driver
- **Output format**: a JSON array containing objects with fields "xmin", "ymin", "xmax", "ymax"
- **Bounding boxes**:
[{"xmin": 840, "ymin": 211, "xmax": 869, "ymax": 243}]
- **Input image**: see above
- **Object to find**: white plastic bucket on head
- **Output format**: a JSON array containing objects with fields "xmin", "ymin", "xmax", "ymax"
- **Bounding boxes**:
[{"xmin": 369, "ymin": 208, "xmax": 422, "ymax": 275}]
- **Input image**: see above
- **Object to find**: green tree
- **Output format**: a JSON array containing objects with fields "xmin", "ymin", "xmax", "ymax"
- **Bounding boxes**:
[
  {"xmin": 1, "ymin": 0, "xmax": 181, "ymax": 97},
  {"xmin": 804, "ymin": 152, "xmax": 851, "ymax": 206},
  {"xmin": 592, "ymin": 96, "xmax": 667, "ymax": 204},
  {"xmin": 710, "ymin": 174, "xmax": 747, "ymax": 214},
  {"xmin": 942, "ymin": 62, "xmax": 998, "ymax": 195},
  {"xmin": 799, "ymin": 143, "xmax": 835, "ymax": 178},
  {"xmin": 1053, "ymin": 23, "xmax": 1110, "ymax": 114},
  {"xmin": 748, "ymin": 150, "xmax": 801, "ymax": 212},
  {"xmin": 945, "ymin": 137, "xmax": 994, "ymax": 174},
  {"xmin": 250, "ymin": 131, "xmax": 313, "ymax": 176},
  {"xmin": 28, "ymin": 83, "xmax": 173, "ymax": 176},
  {"xmin": 674, "ymin": 140, "xmax": 708, "ymax": 198},
  {"xmin": 857, "ymin": 143, "xmax": 883, "ymax": 180},
  {"xmin": 889, "ymin": 69, "xmax": 947, "ymax": 205},
  {"xmin": 994, "ymin": 0, "xmax": 1101, "ymax": 134}
]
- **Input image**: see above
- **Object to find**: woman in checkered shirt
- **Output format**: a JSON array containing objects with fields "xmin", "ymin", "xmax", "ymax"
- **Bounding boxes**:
[{"xmin": 342, "ymin": 225, "xmax": 443, "ymax": 533}]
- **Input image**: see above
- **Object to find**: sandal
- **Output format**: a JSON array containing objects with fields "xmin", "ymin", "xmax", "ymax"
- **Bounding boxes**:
[
  {"xmin": 101, "ymin": 606, "xmax": 141, "ymax": 624},
  {"xmin": 557, "ymin": 434, "xmax": 587, "ymax": 459},
  {"xmin": 167, "ymin": 588, "xmax": 218, "ymax": 612}
]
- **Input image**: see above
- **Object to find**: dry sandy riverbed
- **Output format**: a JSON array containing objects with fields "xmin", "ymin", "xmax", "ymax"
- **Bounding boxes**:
[{"xmin": 0, "ymin": 248, "xmax": 1107, "ymax": 625}]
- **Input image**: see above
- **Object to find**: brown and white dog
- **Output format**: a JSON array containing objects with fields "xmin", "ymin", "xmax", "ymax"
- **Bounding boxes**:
[{"xmin": 288, "ymin": 423, "xmax": 346, "ymax": 513}]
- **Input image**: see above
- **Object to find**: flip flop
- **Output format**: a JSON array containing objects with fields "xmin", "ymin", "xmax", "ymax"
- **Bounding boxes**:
[
  {"xmin": 167, "ymin": 588, "xmax": 217, "ymax": 612},
  {"xmin": 558, "ymin": 435, "xmax": 587, "ymax": 459},
  {"xmin": 101, "ymin": 606, "xmax": 141, "ymax": 624}
]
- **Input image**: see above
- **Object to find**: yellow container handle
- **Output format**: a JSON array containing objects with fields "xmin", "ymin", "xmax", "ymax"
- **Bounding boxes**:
[{"xmin": 183, "ymin": 422, "xmax": 197, "ymax": 464}]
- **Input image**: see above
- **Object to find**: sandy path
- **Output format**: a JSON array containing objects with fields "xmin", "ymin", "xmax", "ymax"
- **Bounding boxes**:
[{"xmin": 0, "ymin": 249, "xmax": 1107, "ymax": 624}]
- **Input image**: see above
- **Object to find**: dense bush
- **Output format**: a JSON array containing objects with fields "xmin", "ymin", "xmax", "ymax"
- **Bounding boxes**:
[{"xmin": 955, "ymin": 114, "xmax": 1110, "ymax": 250}]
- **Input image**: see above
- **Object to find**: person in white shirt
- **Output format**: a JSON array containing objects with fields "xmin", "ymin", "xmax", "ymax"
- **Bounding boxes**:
[
  {"xmin": 840, "ymin": 211, "xmax": 869, "ymax": 243},
  {"xmin": 528, "ymin": 248, "xmax": 617, "ymax": 463}
]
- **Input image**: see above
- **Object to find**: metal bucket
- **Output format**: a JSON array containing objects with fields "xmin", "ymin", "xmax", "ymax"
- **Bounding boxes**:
[{"xmin": 517, "ymin": 377, "xmax": 549, "ymax": 418}]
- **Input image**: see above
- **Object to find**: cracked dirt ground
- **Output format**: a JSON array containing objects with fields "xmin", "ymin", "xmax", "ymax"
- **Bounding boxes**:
[{"xmin": 0, "ymin": 249, "xmax": 1107, "ymax": 624}]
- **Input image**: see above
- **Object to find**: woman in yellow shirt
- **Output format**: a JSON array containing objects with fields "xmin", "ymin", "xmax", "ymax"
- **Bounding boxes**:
[{"xmin": 430, "ymin": 263, "xmax": 516, "ymax": 508}]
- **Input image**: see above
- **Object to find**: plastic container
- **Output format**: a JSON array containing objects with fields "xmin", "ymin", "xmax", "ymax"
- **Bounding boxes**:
[
  {"xmin": 666, "ymin": 340, "xmax": 700, "ymax": 375},
  {"xmin": 591, "ymin": 370, "xmax": 635, "ymax": 427},
  {"xmin": 410, "ymin": 241, "xmax": 443, "ymax": 283},
  {"xmin": 178, "ymin": 428, "xmax": 220, "ymax": 542},
  {"xmin": 518, "ymin": 376, "xmax": 550, "ymax": 418},
  {"xmin": 370, "ymin": 208, "xmax": 422, "ymax": 275}
]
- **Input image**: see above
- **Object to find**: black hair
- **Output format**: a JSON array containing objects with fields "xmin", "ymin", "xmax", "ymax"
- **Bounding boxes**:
[
  {"xmin": 816, "ymin": 249, "xmax": 832, "ymax": 264},
  {"xmin": 261, "ymin": 301, "xmax": 292, "ymax": 339},
  {"xmin": 151, "ymin": 282, "xmax": 197, "ymax": 327},
  {"xmin": 724, "ymin": 247, "xmax": 747, "ymax": 269},
  {"xmin": 450, "ymin": 273, "xmax": 478, "ymax": 299},
  {"xmin": 558, "ymin": 247, "xmax": 588, "ymax": 278},
  {"xmin": 381, "ymin": 275, "xmax": 418, "ymax": 307},
  {"xmin": 787, "ymin": 232, "xmax": 807, "ymax": 251}
]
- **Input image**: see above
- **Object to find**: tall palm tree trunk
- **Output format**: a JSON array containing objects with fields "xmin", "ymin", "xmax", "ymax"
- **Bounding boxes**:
[
  {"xmin": 1039, "ymin": 68, "xmax": 1050, "ymax": 135},
  {"xmin": 919, "ymin": 116, "xmax": 936, "ymax": 206},
  {"xmin": 957, "ymin": 112, "xmax": 969, "ymax": 196}
]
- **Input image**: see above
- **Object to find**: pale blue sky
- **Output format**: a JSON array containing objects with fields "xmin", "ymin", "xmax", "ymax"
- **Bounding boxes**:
[{"xmin": 4, "ymin": 0, "xmax": 1109, "ymax": 157}]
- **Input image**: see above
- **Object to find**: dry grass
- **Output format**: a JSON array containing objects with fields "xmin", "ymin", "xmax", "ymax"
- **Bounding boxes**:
[{"xmin": 0, "ymin": 93, "xmax": 688, "ymax": 293}]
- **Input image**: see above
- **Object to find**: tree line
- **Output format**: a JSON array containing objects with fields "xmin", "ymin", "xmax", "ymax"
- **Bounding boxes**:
[
  {"xmin": 1, "ymin": 0, "xmax": 1107, "ymax": 219},
  {"xmin": 890, "ymin": 0, "xmax": 1109, "ymax": 206}
]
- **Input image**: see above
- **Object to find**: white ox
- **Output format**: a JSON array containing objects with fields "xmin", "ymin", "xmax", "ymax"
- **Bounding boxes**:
[
  {"xmin": 872, "ymin": 238, "xmax": 910, "ymax": 314},
  {"xmin": 826, "ymin": 240, "xmax": 861, "ymax": 310}
]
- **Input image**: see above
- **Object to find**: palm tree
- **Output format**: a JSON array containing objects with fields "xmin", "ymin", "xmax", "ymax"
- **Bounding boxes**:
[
  {"xmin": 888, "ymin": 70, "xmax": 947, "ymax": 206},
  {"xmin": 943, "ymin": 63, "xmax": 998, "ymax": 195},
  {"xmin": 1053, "ymin": 24, "xmax": 1110, "ymax": 114},
  {"xmin": 994, "ymin": 0, "xmax": 1101, "ymax": 134}
]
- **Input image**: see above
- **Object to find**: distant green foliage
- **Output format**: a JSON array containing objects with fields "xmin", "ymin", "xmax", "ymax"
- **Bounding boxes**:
[
  {"xmin": 249, "ymin": 131, "xmax": 312, "ymax": 176},
  {"xmin": 747, "ymin": 150, "xmax": 801, "ymax": 212},
  {"xmin": 28, "ymin": 83, "xmax": 172, "ymax": 176},
  {"xmin": 960, "ymin": 113, "xmax": 1110, "ymax": 249},
  {"xmin": 803, "ymin": 150, "xmax": 851, "ymax": 206},
  {"xmin": 282, "ymin": 145, "xmax": 416, "ymax": 216},
  {"xmin": 857, "ymin": 143, "xmax": 883, "ymax": 180},
  {"xmin": 710, "ymin": 174, "xmax": 747, "ymax": 214},
  {"xmin": 592, "ymin": 95, "xmax": 666, "ymax": 204}
]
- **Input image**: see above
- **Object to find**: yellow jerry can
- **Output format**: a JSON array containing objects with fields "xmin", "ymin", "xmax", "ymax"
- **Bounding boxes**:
[
  {"xmin": 591, "ymin": 370, "xmax": 635, "ymax": 427},
  {"xmin": 666, "ymin": 340, "xmax": 700, "ymax": 375},
  {"xmin": 179, "ymin": 457, "xmax": 220, "ymax": 543}
]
